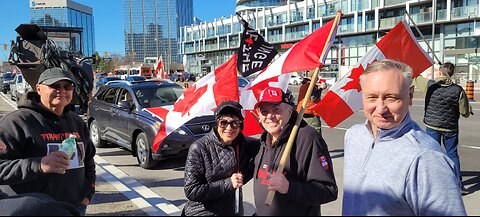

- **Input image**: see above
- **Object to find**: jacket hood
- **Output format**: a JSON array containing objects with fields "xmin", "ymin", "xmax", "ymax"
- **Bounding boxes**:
[
  {"xmin": 435, "ymin": 76, "xmax": 454, "ymax": 87},
  {"xmin": 17, "ymin": 91, "xmax": 71, "ymax": 118},
  {"xmin": 260, "ymin": 110, "xmax": 304, "ymax": 148}
]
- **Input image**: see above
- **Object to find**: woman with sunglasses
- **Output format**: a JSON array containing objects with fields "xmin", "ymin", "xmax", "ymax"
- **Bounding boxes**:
[{"xmin": 183, "ymin": 101, "xmax": 260, "ymax": 216}]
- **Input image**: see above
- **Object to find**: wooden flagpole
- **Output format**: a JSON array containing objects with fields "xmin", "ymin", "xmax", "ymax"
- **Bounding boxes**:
[{"xmin": 265, "ymin": 11, "xmax": 342, "ymax": 206}]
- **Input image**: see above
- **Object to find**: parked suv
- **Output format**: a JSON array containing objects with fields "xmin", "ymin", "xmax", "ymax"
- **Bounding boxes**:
[
  {"xmin": 10, "ymin": 74, "xmax": 33, "ymax": 101},
  {"xmin": 0, "ymin": 72, "xmax": 14, "ymax": 94},
  {"xmin": 87, "ymin": 80, "xmax": 215, "ymax": 169}
]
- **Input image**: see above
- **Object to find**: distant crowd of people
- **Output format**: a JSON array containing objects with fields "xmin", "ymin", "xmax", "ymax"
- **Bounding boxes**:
[{"xmin": 0, "ymin": 59, "xmax": 473, "ymax": 216}]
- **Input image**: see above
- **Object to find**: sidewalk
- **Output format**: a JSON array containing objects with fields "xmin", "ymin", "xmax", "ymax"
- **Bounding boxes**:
[{"xmin": 87, "ymin": 176, "xmax": 147, "ymax": 216}]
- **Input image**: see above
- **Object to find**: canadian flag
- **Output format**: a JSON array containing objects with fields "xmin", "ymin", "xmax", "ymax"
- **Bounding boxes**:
[
  {"xmin": 155, "ymin": 55, "xmax": 165, "ymax": 79},
  {"xmin": 145, "ymin": 55, "xmax": 239, "ymax": 153},
  {"xmin": 240, "ymin": 15, "xmax": 341, "ymax": 136},
  {"xmin": 250, "ymin": 17, "xmax": 340, "ymax": 87},
  {"xmin": 311, "ymin": 20, "xmax": 434, "ymax": 128}
]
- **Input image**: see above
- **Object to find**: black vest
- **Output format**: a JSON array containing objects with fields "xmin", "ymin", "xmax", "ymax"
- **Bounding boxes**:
[{"xmin": 424, "ymin": 80, "xmax": 463, "ymax": 130}]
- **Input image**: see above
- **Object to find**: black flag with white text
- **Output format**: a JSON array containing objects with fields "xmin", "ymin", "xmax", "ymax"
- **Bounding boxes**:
[{"xmin": 236, "ymin": 13, "xmax": 278, "ymax": 77}]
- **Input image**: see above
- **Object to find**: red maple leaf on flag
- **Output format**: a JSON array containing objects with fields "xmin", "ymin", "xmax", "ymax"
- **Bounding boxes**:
[
  {"xmin": 246, "ymin": 36, "xmax": 254, "ymax": 46},
  {"xmin": 172, "ymin": 84, "xmax": 209, "ymax": 116},
  {"xmin": 341, "ymin": 65, "xmax": 365, "ymax": 92}
]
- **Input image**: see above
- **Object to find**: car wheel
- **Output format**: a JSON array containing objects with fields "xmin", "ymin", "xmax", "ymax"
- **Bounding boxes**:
[
  {"xmin": 90, "ymin": 120, "xmax": 108, "ymax": 148},
  {"xmin": 136, "ymin": 132, "xmax": 157, "ymax": 169},
  {"xmin": 293, "ymin": 81, "xmax": 298, "ymax": 85},
  {"xmin": 2, "ymin": 89, "xmax": 7, "ymax": 94}
]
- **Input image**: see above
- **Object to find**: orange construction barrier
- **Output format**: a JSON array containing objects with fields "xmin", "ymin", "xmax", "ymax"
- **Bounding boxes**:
[{"xmin": 466, "ymin": 80, "xmax": 475, "ymax": 102}]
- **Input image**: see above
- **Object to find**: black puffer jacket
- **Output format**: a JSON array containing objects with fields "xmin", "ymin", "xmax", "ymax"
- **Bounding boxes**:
[{"xmin": 183, "ymin": 131, "xmax": 260, "ymax": 216}]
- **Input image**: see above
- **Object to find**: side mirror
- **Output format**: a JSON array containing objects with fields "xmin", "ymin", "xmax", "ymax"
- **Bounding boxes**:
[{"xmin": 117, "ymin": 100, "xmax": 132, "ymax": 111}]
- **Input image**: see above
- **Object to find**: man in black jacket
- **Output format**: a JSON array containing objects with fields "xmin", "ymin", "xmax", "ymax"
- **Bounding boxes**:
[
  {"xmin": 0, "ymin": 68, "xmax": 96, "ymax": 215},
  {"xmin": 423, "ymin": 62, "xmax": 472, "ymax": 195},
  {"xmin": 0, "ymin": 140, "xmax": 79, "ymax": 216},
  {"xmin": 253, "ymin": 87, "xmax": 338, "ymax": 216}
]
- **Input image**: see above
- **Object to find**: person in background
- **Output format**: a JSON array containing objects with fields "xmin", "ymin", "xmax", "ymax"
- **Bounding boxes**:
[
  {"xmin": 0, "ymin": 68, "xmax": 96, "ymax": 216},
  {"xmin": 342, "ymin": 60, "xmax": 466, "ymax": 216},
  {"xmin": 183, "ymin": 101, "xmax": 260, "ymax": 216},
  {"xmin": 253, "ymin": 86, "xmax": 337, "ymax": 216},
  {"xmin": 297, "ymin": 77, "xmax": 327, "ymax": 135},
  {"xmin": 418, "ymin": 62, "xmax": 472, "ymax": 195}
]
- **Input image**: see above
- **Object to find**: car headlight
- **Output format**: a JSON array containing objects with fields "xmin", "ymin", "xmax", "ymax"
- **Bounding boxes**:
[
  {"xmin": 175, "ymin": 128, "xmax": 187, "ymax": 136},
  {"xmin": 154, "ymin": 122, "xmax": 162, "ymax": 130}
]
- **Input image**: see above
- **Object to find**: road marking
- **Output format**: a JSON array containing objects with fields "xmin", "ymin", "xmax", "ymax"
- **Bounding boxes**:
[
  {"xmin": 462, "ymin": 145, "xmax": 480, "ymax": 151},
  {"xmin": 95, "ymin": 155, "xmax": 182, "ymax": 216},
  {"xmin": 322, "ymin": 125, "xmax": 349, "ymax": 131},
  {"xmin": 0, "ymin": 93, "xmax": 17, "ymax": 109}
]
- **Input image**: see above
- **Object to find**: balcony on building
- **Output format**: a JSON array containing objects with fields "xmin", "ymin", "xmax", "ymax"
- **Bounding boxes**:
[
  {"xmin": 451, "ymin": 4, "xmax": 478, "ymax": 19},
  {"xmin": 410, "ymin": 4, "xmax": 433, "ymax": 24},
  {"xmin": 318, "ymin": 0, "xmax": 348, "ymax": 17},
  {"xmin": 379, "ymin": 8, "xmax": 405, "ymax": 29}
]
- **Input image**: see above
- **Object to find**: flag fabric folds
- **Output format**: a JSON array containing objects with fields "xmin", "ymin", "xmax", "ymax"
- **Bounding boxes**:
[
  {"xmin": 155, "ymin": 55, "xmax": 165, "ymax": 79},
  {"xmin": 311, "ymin": 20, "xmax": 433, "ymax": 128},
  {"xmin": 145, "ymin": 55, "xmax": 240, "ymax": 153},
  {"xmin": 236, "ymin": 13, "xmax": 278, "ymax": 77},
  {"xmin": 240, "ymin": 16, "xmax": 341, "ymax": 136},
  {"xmin": 251, "ymin": 18, "xmax": 339, "ymax": 87}
]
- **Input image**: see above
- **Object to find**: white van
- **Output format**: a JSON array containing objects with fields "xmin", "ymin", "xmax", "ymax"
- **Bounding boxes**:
[{"xmin": 10, "ymin": 74, "xmax": 33, "ymax": 101}]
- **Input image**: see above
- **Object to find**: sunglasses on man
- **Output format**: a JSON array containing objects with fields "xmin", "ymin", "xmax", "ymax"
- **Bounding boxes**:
[{"xmin": 48, "ymin": 83, "xmax": 75, "ymax": 91}]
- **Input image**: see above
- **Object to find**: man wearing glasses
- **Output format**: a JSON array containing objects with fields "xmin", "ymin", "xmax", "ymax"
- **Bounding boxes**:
[
  {"xmin": 252, "ymin": 87, "xmax": 338, "ymax": 216},
  {"xmin": 0, "ymin": 68, "xmax": 96, "ymax": 216}
]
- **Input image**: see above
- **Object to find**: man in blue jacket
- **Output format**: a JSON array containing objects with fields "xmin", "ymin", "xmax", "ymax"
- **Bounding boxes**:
[{"xmin": 342, "ymin": 60, "xmax": 466, "ymax": 216}]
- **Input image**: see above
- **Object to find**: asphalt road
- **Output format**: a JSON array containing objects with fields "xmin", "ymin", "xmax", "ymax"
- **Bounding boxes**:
[{"xmin": 0, "ymin": 86, "xmax": 479, "ymax": 216}]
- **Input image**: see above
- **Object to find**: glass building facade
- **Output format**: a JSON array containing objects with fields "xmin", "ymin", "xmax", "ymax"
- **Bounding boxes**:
[
  {"xmin": 181, "ymin": 0, "xmax": 480, "ymax": 82},
  {"xmin": 123, "ymin": 0, "xmax": 193, "ymax": 67},
  {"xmin": 29, "ymin": 0, "xmax": 95, "ymax": 56}
]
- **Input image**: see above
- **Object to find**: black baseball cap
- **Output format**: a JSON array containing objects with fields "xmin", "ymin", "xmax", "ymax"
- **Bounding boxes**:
[
  {"xmin": 214, "ymin": 101, "xmax": 244, "ymax": 120},
  {"xmin": 38, "ymin": 68, "xmax": 75, "ymax": 85}
]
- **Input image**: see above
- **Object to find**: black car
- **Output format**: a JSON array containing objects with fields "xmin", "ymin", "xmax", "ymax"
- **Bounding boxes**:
[
  {"xmin": 87, "ymin": 80, "xmax": 215, "ymax": 169},
  {"xmin": 0, "ymin": 72, "xmax": 14, "ymax": 94},
  {"xmin": 95, "ymin": 76, "xmax": 122, "ymax": 89}
]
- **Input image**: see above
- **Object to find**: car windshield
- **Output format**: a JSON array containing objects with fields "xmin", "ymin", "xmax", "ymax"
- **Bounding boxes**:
[
  {"xmin": 238, "ymin": 77, "xmax": 249, "ymax": 88},
  {"xmin": 106, "ymin": 77, "xmax": 121, "ymax": 82},
  {"xmin": 127, "ymin": 76, "xmax": 146, "ymax": 81},
  {"xmin": 2, "ymin": 73, "xmax": 14, "ymax": 80},
  {"xmin": 134, "ymin": 85, "xmax": 184, "ymax": 108}
]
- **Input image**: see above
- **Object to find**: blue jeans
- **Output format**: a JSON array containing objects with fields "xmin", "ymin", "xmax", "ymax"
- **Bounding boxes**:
[
  {"xmin": 426, "ymin": 127, "xmax": 462, "ymax": 185},
  {"xmin": 78, "ymin": 204, "xmax": 87, "ymax": 216}
]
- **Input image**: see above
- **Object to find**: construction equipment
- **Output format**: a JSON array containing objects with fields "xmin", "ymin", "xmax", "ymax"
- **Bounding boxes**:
[{"xmin": 8, "ymin": 24, "xmax": 94, "ymax": 113}]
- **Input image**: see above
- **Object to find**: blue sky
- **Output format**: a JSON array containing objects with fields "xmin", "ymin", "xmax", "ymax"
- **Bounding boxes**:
[{"xmin": 0, "ymin": 0, "xmax": 235, "ymax": 61}]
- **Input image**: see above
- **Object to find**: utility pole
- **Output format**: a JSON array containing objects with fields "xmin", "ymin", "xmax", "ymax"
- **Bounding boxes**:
[
  {"xmin": 167, "ymin": 0, "xmax": 171, "ymax": 75},
  {"xmin": 155, "ymin": 0, "xmax": 159, "ymax": 59},
  {"xmin": 431, "ymin": 0, "xmax": 437, "ymax": 79},
  {"xmin": 129, "ymin": 0, "xmax": 134, "ymax": 64}
]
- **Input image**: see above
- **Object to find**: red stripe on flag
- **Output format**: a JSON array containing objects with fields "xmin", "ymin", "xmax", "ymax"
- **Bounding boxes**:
[
  {"xmin": 145, "ymin": 107, "xmax": 170, "ymax": 153},
  {"xmin": 243, "ymin": 110, "xmax": 263, "ymax": 136},
  {"xmin": 376, "ymin": 21, "xmax": 433, "ymax": 77},
  {"xmin": 281, "ymin": 19, "xmax": 338, "ymax": 74},
  {"xmin": 313, "ymin": 91, "xmax": 354, "ymax": 128},
  {"xmin": 213, "ymin": 54, "xmax": 240, "ymax": 104}
]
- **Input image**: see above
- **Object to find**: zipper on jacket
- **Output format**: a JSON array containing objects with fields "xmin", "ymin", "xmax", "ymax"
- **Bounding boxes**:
[{"xmin": 360, "ymin": 142, "xmax": 375, "ymax": 172}]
